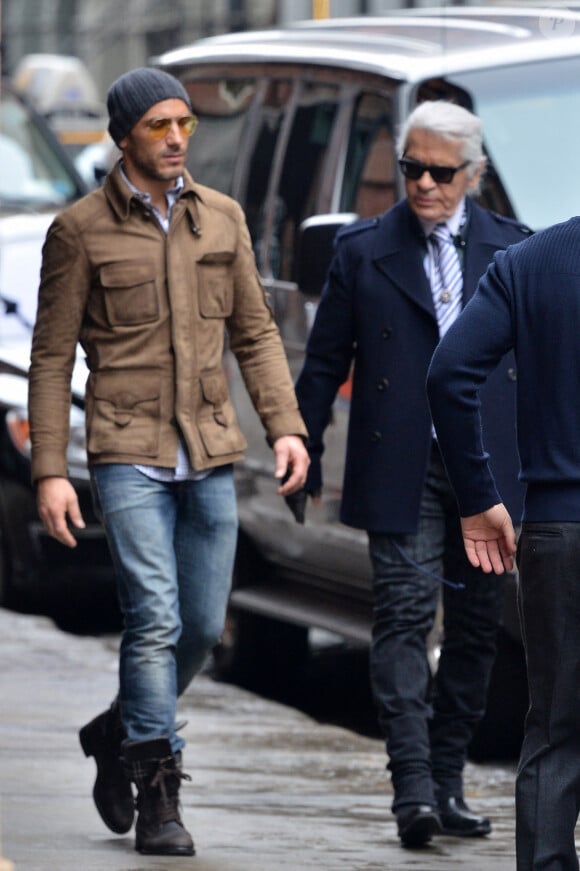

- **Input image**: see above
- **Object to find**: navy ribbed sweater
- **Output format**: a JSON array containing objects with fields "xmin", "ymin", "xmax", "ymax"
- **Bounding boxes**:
[{"xmin": 428, "ymin": 216, "xmax": 580, "ymax": 522}]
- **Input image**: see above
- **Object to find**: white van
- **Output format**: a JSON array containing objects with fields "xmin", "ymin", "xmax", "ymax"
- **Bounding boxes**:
[{"xmin": 154, "ymin": 6, "xmax": 580, "ymax": 756}]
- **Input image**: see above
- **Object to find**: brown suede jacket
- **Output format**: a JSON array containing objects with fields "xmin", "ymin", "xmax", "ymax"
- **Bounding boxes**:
[{"xmin": 28, "ymin": 164, "xmax": 307, "ymax": 482}]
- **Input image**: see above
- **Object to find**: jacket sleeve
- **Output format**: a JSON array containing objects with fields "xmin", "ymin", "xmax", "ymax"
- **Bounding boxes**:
[
  {"xmin": 28, "ymin": 215, "xmax": 90, "ymax": 483},
  {"xmin": 427, "ymin": 248, "xmax": 516, "ymax": 517},
  {"xmin": 294, "ymin": 240, "xmax": 356, "ymax": 494}
]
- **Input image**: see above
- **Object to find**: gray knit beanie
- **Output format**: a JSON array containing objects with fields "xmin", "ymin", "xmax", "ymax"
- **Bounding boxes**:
[{"xmin": 107, "ymin": 67, "xmax": 192, "ymax": 145}]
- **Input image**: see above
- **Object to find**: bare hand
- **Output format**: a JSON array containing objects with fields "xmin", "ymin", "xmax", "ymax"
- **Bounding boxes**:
[
  {"xmin": 273, "ymin": 435, "xmax": 310, "ymax": 496},
  {"xmin": 461, "ymin": 503, "xmax": 516, "ymax": 574},
  {"xmin": 36, "ymin": 476, "xmax": 86, "ymax": 549}
]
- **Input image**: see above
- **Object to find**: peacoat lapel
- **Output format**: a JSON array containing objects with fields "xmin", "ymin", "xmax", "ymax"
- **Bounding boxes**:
[
  {"xmin": 370, "ymin": 198, "xmax": 514, "ymax": 316},
  {"xmin": 370, "ymin": 200, "xmax": 436, "ymax": 321}
]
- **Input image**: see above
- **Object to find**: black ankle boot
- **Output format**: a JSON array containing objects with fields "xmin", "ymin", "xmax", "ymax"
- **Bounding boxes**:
[
  {"xmin": 79, "ymin": 700, "xmax": 135, "ymax": 834},
  {"xmin": 123, "ymin": 737, "xmax": 194, "ymax": 856}
]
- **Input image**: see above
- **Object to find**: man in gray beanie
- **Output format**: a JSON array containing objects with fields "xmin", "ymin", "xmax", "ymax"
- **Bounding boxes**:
[{"xmin": 28, "ymin": 66, "xmax": 309, "ymax": 857}]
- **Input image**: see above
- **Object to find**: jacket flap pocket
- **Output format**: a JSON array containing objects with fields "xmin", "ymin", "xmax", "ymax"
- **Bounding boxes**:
[
  {"xmin": 200, "ymin": 371, "xmax": 228, "ymax": 406},
  {"xmin": 100, "ymin": 261, "xmax": 159, "ymax": 325},
  {"xmin": 87, "ymin": 369, "xmax": 161, "ymax": 453},
  {"xmin": 100, "ymin": 261, "xmax": 156, "ymax": 290},
  {"xmin": 197, "ymin": 251, "xmax": 235, "ymax": 265},
  {"xmin": 197, "ymin": 259, "xmax": 234, "ymax": 318},
  {"xmin": 92, "ymin": 369, "xmax": 160, "ymax": 406}
]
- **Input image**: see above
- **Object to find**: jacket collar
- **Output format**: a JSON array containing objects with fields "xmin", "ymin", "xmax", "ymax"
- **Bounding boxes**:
[{"xmin": 104, "ymin": 162, "xmax": 205, "ymax": 231}]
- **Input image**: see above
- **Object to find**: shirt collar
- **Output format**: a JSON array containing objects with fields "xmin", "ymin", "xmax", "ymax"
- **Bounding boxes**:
[
  {"xmin": 119, "ymin": 163, "xmax": 184, "ymax": 203},
  {"xmin": 419, "ymin": 197, "xmax": 467, "ymax": 239}
]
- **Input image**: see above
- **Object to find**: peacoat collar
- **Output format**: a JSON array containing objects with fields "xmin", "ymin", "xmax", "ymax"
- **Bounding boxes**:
[{"xmin": 369, "ymin": 197, "xmax": 515, "ymax": 318}]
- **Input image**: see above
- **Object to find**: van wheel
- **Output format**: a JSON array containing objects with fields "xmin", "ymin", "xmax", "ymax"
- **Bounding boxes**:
[{"xmin": 212, "ymin": 607, "xmax": 309, "ymax": 693}]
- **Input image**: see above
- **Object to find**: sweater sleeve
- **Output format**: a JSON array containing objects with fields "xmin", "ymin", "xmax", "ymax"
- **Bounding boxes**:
[{"xmin": 427, "ymin": 248, "xmax": 516, "ymax": 517}]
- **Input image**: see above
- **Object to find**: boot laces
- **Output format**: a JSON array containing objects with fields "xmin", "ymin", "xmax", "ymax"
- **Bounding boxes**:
[{"xmin": 147, "ymin": 756, "xmax": 192, "ymax": 824}]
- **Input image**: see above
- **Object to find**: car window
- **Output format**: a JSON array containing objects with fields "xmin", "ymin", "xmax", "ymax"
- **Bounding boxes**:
[
  {"xmin": 341, "ymin": 92, "xmax": 396, "ymax": 218},
  {"xmin": 0, "ymin": 90, "xmax": 80, "ymax": 208}
]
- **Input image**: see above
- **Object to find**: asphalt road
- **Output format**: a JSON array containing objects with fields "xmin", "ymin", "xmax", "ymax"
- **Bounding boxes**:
[{"xmin": 0, "ymin": 606, "xmax": 520, "ymax": 870}]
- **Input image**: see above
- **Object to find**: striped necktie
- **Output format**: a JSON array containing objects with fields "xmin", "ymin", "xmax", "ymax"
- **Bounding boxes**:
[{"xmin": 429, "ymin": 223, "xmax": 462, "ymax": 338}]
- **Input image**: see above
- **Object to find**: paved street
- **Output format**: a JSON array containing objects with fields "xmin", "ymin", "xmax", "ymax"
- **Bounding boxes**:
[{"xmin": 0, "ymin": 606, "xmax": 518, "ymax": 870}]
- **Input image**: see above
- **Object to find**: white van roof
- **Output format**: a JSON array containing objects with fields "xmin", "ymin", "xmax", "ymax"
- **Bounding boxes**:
[{"xmin": 154, "ymin": 6, "xmax": 580, "ymax": 83}]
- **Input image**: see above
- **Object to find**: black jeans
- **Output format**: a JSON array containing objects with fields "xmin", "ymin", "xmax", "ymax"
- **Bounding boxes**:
[
  {"xmin": 368, "ymin": 442, "xmax": 505, "ymax": 811},
  {"xmin": 516, "ymin": 522, "xmax": 580, "ymax": 871}
]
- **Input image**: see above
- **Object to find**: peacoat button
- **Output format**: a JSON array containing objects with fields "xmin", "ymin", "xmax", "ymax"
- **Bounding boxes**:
[
  {"xmin": 371, "ymin": 430, "xmax": 382, "ymax": 442},
  {"xmin": 377, "ymin": 377, "xmax": 389, "ymax": 391},
  {"xmin": 507, "ymin": 367, "xmax": 517, "ymax": 382},
  {"xmin": 381, "ymin": 327, "xmax": 392, "ymax": 339}
]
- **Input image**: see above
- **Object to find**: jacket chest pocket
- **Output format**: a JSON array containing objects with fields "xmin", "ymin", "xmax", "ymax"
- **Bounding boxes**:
[
  {"xmin": 100, "ymin": 262, "xmax": 159, "ymax": 326},
  {"xmin": 197, "ymin": 253, "xmax": 234, "ymax": 318}
]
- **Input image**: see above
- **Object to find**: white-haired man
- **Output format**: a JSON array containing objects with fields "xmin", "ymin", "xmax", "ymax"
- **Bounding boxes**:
[{"xmin": 294, "ymin": 100, "xmax": 531, "ymax": 847}]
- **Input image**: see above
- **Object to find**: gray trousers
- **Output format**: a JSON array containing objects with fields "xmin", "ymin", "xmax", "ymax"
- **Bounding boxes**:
[{"xmin": 516, "ymin": 523, "xmax": 580, "ymax": 871}]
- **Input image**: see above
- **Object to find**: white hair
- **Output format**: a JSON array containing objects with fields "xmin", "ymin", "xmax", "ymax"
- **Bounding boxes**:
[{"xmin": 397, "ymin": 101, "xmax": 486, "ymax": 192}]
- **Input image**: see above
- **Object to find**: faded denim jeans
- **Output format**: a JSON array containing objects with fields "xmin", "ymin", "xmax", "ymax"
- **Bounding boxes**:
[{"xmin": 91, "ymin": 463, "xmax": 238, "ymax": 753}]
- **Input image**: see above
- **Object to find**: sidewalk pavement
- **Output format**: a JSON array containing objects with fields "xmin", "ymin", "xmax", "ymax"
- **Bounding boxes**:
[{"xmin": 0, "ymin": 607, "xmax": 518, "ymax": 870}]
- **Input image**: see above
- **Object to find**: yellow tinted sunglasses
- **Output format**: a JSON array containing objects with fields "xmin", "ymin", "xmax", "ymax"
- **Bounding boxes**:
[{"xmin": 144, "ymin": 114, "xmax": 198, "ymax": 140}]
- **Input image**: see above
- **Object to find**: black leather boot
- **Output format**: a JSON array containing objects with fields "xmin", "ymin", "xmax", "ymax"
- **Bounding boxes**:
[
  {"xmin": 123, "ymin": 737, "xmax": 194, "ymax": 856},
  {"xmin": 438, "ymin": 796, "xmax": 492, "ymax": 836},
  {"xmin": 79, "ymin": 699, "xmax": 135, "ymax": 834}
]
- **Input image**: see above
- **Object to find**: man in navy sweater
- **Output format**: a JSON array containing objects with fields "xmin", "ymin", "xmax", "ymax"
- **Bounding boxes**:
[{"xmin": 427, "ymin": 218, "xmax": 580, "ymax": 871}]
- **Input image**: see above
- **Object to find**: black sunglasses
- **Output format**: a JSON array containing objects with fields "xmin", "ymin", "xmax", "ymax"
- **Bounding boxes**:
[{"xmin": 398, "ymin": 157, "xmax": 471, "ymax": 184}]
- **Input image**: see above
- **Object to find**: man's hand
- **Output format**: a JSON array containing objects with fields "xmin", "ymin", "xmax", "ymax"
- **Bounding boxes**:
[
  {"xmin": 36, "ymin": 476, "xmax": 86, "ymax": 549},
  {"xmin": 273, "ymin": 435, "xmax": 310, "ymax": 496},
  {"xmin": 460, "ymin": 503, "xmax": 516, "ymax": 574}
]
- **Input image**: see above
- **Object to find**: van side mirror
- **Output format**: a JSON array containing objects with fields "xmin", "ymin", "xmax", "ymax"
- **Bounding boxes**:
[{"xmin": 295, "ymin": 213, "xmax": 358, "ymax": 296}]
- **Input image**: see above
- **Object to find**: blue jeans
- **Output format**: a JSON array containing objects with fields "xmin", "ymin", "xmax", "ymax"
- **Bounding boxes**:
[
  {"xmin": 516, "ymin": 523, "xmax": 580, "ymax": 871},
  {"xmin": 368, "ymin": 441, "xmax": 505, "ymax": 811},
  {"xmin": 91, "ymin": 463, "xmax": 238, "ymax": 753}
]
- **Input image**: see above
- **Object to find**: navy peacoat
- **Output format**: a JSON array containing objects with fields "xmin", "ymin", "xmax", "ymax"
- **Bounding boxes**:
[{"xmin": 295, "ymin": 198, "xmax": 530, "ymax": 534}]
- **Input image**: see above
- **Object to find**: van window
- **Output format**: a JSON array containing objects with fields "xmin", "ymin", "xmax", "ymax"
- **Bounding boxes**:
[
  {"xmin": 452, "ymin": 56, "xmax": 580, "ymax": 229},
  {"xmin": 247, "ymin": 79, "xmax": 339, "ymax": 280},
  {"xmin": 341, "ymin": 93, "xmax": 396, "ymax": 218},
  {"xmin": 184, "ymin": 77, "xmax": 258, "ymax": 195},
  {"xmin": 242, "ymin": 79, "xmax": 294, "ymax": 273}
]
